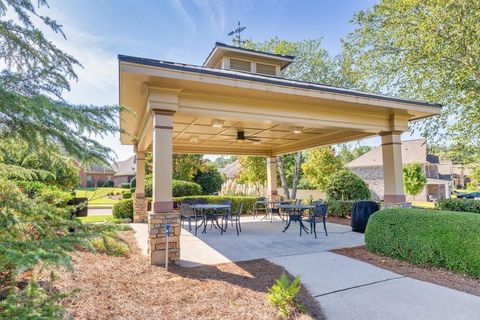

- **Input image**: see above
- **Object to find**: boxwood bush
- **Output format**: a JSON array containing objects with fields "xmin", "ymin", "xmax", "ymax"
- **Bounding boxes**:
[
  {"xmin": 122, "ymin": 192, "xmax": 132, "ymax": 199},
  {"xmin": 325, "ymin": 170, "xmax": 371, "ymax": 200},
  {"xmin": 145, "ymin": 174, "xmax": 202, "ymax": 197},
  {"xmin": 435, "ymin": 198, "xmax": 480, "ymax": 214},
  {"xmin": 174, "ymin": 195, "xmax": 256, "ymax": 214},
  {"xmin": 112, "ymin": 199, "xmax": 133, "ymax": 220},
  {"xmin": 326, "ymin": 200, "xmax": 354, "ymax": 217},
  {"xmin": 365, "ymin": 209, "xmax": 480, "ymax": 278}
]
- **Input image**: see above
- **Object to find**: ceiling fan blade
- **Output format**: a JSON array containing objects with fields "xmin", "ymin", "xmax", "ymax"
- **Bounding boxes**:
[{"xmin": 246, "ymin": 136, "xmax": 261, "ymax": 142}]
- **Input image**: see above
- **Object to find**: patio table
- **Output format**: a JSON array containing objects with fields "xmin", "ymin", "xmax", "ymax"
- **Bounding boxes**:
[
  {"xmin": 256, "ymin": 200, "xmax": 292, "ymax": 222},
  {"xmin": 279, "ymin": 204, "xmax": 316, "ymax": 235},
  {"xmin": 192, "ymin": 204, "xmax": 231, "ymax": 234}
]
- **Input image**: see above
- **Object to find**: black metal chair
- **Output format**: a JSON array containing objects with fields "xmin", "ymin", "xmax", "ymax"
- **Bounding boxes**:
[
  {"xmin": 254, "ymin": 197, "xmax": 267, "ymax": 219},
  {"xmin": 179, "ymin": 204, "xmax": 201, "ymax": 235},
  {"xmin": 304, "ymin": 201, "xmax": 328, "ymax": 239},
  {"xmin": 223, "ymin": 202, "xmax": 243, "ymax": 236}
]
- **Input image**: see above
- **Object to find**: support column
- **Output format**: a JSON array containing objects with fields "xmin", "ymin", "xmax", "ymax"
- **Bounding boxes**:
[
  {"xmin": 266, "ymin": 156, "xmax": 279, "ymax": 200},
  {"xmin": 133, "ymin": 147, "xmax": 147, "ymax": 222},
  {"xmin": 380, "ymin": 131, "xmax": 407, "ymax": 205},
  {"xmin": 148, "ymin": 110, "xmax": 180, "ymax": 266}
]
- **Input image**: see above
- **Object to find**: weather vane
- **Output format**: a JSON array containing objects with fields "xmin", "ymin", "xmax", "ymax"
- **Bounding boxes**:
[{"xmin": 228, "ymin": 21, "xmax": 246, "ymax": 47}]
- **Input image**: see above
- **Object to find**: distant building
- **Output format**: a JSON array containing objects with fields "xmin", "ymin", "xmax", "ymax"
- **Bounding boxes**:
[
  {"xmin": 76, "ymin": 155, "xmax": 136, "ymax": 187},
  {"xmin": 219, "ymin": 159, "xmax": 240, "ymax": 180},
  {"xmin": 348, "ymin": 139, "xmax": 452, "ymax": 202}
]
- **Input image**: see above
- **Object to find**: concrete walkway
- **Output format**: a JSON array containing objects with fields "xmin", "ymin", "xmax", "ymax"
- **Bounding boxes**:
[
  {"xmin": 130, "ymin": 218, "xmax": 480, "ymax": 319},
  {"xmin": 269, "ymin": 252, "xmax": 480, "ymax": 320}
]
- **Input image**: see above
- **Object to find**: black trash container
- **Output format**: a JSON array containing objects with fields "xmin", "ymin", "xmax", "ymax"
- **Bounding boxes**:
[{"xmin": 351, "ymin": 200, "xmax": 379, "ymax": 233}]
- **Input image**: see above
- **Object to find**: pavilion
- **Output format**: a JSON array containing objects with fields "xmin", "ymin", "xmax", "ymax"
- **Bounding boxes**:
[{"xmin": 118, "ymin": 42, "xmax": 441, "ymax": 265}]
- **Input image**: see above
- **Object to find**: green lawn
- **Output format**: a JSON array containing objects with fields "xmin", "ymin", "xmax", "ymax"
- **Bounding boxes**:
[
  {"xmin": 412, "ymin": 201, "xmax": 435, "ymax": 209},
  {"xmin": 74, "ymin": 187, "xmax": 127, "ymax": 207},
  {"xmin": 79, "ymin": 215, "xmax": 116, "ymax": 223}
]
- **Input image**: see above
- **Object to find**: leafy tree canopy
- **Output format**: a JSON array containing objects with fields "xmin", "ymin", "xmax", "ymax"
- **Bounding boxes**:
[
  {"xmin": 403, "ymin": 163, "xmax": 427, "ymax": 202},
  {"xmin": 337, "ymin": 143, "xmax": 373, "ymax": 164},
  {"xmin": 0, "ymin": 0, "xmax": 122, "ymax": 164},
  {"xmin": 301, "ymin": 147, "xmax": 344, "ymax": 191},
  {"xmin": 344, "ymin": 0, "xmax": 480, "ymax": 153},
  {"xmin": 193, "ymin": 163, "xmax": 224, "ymax": 194},
  {"xmin": 237, "ymin": 156, "xmax": 267, "ymax": 184}
]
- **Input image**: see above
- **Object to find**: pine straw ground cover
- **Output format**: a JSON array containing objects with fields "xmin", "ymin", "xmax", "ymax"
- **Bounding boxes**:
[{"xmin": 52, "ymin": 231, "xmax": 325, "ymax": 320}]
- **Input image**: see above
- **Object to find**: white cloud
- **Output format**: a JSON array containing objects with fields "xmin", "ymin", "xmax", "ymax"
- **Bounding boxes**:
[{"xmin": 171, "ymin": 0, "xmax": 197, "ymax": 30}]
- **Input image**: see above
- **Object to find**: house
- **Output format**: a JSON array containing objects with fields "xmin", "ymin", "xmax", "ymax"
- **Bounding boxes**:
[
  {"xmin": 219, "ymin": 159, "xmax": 240, "ymax": 180},
  {"xmin": 76, "ymin": 160, "xmax": 115, "ymax": 188},
  {"xmin": 76, "ymin": 155, "xmax": 136, "ymax": 187},
  {"xmin": 348, "ymin": 139, "xmax": 452, "ymax": 202},
  {"xmin": 437, "ymin": 161, "xmax": 470, "ymax": 189}
]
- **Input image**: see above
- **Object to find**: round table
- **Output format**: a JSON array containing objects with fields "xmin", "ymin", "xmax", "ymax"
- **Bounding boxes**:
[
  {"xmin": 192, "ymin": 204, "xmax": 231, "ymax": 234},
  {"xmin": 255, "ymin": 200, "xmax": 292, "ymax": 222},
  {"xmin": 279, "ymin": 204, "xmax": 316, "ymax": 235}
]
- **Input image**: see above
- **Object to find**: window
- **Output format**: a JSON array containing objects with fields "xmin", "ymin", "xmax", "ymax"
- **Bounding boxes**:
[{"xmin": 229, "ymin": 58, "xmax": 251, "ymax": 72}]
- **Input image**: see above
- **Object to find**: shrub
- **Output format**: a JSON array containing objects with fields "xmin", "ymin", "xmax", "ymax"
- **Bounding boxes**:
[
  {"xmin": 145, "ymin": 174, "xmax": 202, "ymax": 197},
  {"xmin": 174, "ymin": 195, "xmax": 256, "ymax": 214},
  {"xmin": 435, "ymin": 198, "xmax": 480, "ymax": 214},
  {"xmin": 14, "ymin": 180, "xmax": 49, "ymax": 197},
  {"xmin": 193, "ymin": 164, "xmax": 223, "ymax": 194},
  {"xmin": 130, "ymin": 177, "xmax": 136, "ymax": 188},
  {"xmin": 130, "ymin": 187, "xmax": 135, "ymax": 194},
  {"xmin": 326, "ymin": 200, "xmax": 354, "ymax": 217},
  {"xmin": 267, "ymin": 273, "xmax": 306, "ymax": 319},
  {"xmin": 365, "ymin": 209, "xmax": 480, "ymax": 278},
  {"xmin": 96, "ymin": 180, "xmax": 114, "ymax": 187},
  {"xmin": 120, "ymin": 183, "xmax": 130, "ymax": 189},
  {"xmin": 325, "ymin": 170, "xmax": 371, "ymax": 200},
  {"xmin": 122, "ymin": 192, "xmax": 132, "ymax": 199},
  {"xmin": 112, "ymin": 199, "xmax": 133, "ymax": 219}
]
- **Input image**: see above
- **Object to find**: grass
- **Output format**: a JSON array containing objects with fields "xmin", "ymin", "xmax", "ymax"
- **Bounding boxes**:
[
  {"xmin": 79, "ymin": 215, "xmax": 115, "ymax": 223},
  {"xmin": 365, "ymin": 208, "xmax": 480, "ymax": 278},
  {"xmin": 74, "ymin": 187, "xmax": 126, "ymax": 207},
  {"xmin": 412, "ymin": 201, "xmax": 435, "ymax": 209}
]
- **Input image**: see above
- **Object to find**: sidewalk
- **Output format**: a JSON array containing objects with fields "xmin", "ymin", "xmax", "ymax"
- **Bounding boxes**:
[{"xmin": 268, "ymin": 251, "xmax": 480, "ymax": 320}]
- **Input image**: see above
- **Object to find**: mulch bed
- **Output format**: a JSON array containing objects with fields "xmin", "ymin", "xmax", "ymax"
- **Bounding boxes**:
[
  {"xmin": 326, "ymin": 216, "xmax": 351, "ymax": 226},
  {"xmin": 332, "ymin": 246, "xmax": 480, "ymax": 297},
  {"xmin": 53, "ymin": 231, "xmax": 325, "ymax": 320}
]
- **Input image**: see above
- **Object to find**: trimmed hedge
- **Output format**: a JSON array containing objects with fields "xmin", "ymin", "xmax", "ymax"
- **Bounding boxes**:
[
  {"xmin": 326, "ymin": 200, "xmax": 354, "ymax": 218},
  {"xmin": 365, "ymin": 209, "xmax": 480, "ymax": 278},
  {"xmin": 122, "ymin": 192, "xmax": 132, "ymax": 199},
  {"xmin": 174, "ymin": 195, "xmax": 256, "ymax": 214},
  {"xmin": 325, "ymin": 170, "xmax": 371, "ymax": 201},
  {"xmin": 120, "ymin": 183, "xmax": 130, "ymax": 188},
  {"xmin": 145, "ymin": 175, "xmax": 202, "ymax": 197},
  {"xmin": 112, "ymin": 199, "xmax": 133, "ymax": 220},
  {"xmin": 435, "ymin": 198, "xmax": 480, "ymax": 214}
]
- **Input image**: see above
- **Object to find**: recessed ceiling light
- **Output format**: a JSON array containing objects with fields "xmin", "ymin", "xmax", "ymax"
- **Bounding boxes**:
[
  {"xmin": 291, "ymin": 126, "xmax": 303, "ymax": 134},
  {"xmin": 211, "ymin": 119, "xmax": 224, "ymax": 128},
  {"xmin": 190, "ymin": 135, "xmax": 199, "ymax": 143}
]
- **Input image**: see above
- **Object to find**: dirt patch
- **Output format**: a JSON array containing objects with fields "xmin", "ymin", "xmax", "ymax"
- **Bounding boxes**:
[
  {"xmin": 53, "ymin": 231, "xmax": 325, "ymax": 320},
  {"xmin": 326, "ymin": 216, "xmax": 351, "ymax": 226},
  {"xmin": 332, "ymin": 246, "xmax": 480, "ymax": 297}
]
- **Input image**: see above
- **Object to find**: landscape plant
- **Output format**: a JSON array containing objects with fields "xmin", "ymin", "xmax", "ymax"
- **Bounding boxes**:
[
  {"xmin": 267, "ymin": 273, "xmax": 306, "ymax": 319},
  {"xmin": 435, "ymin": 198, "xmax": 480, "ymax": 214},
  {"xmin": 403, "ymin": 163, "xmax": 427, "ymax": 205},
  {"xmin": 325, "ymin": 170, "xmax": 371, "ymax": 201},
  {"xmin": 112, "ymin": 199, "xmax": 134, "ymax": 220},
  {"xmin": 302, "ymin": 147, "xmax": 344, "ymax": 191},
  {"xmin": 365, "ymin": 209, "xmax": 480, "ymax": 278}
]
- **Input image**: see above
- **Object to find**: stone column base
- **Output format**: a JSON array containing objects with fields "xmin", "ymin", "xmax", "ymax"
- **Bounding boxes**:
[
  {"xmin": 133, "ymin": 196, "xmax": 148, "ymax": 223},
  {"xmin": 381, "ymin": 202, "xmax": 412, "ymax": 209},
  {"xmin": 148, "ymin": 212, "xmax": 181, "ymax": 266}
]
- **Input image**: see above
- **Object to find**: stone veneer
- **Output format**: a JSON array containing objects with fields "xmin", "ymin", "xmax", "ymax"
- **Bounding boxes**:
[
  {"xmin": 148, "ymin": 212, "xmax": 181, "ymax": 266},
  {"xmin": 133, "ymin": 196, "xmax": 148, "ymax": 223}
]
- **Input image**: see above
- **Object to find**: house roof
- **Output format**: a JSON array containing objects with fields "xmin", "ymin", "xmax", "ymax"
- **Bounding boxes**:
[
  {"xmin": 118, "ymin": 54, "xmax": 442, "ymax": 109},
  {"xmin": 348, "ymin": 139, "xmax": 432, "ymax": 167},
  {"xmin": 113, "ymin": 155, "xmax": 136, "ymax": 176},
  {"xmin": 219, "ymin": 159, "xmax": 240, "ymax": 179},
  {"xmin": 86, "ymin": 162, "xmax": 115, "ymax": 174}
]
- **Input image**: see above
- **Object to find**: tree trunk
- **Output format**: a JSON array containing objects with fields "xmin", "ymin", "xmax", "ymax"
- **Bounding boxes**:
[
  {"xmin": 290, "ymin": 152, "xmax": 302, "ymax": 200},
  {"xmin": 276, "ymin": 156, "xmax": 290, "ymax": 199}
]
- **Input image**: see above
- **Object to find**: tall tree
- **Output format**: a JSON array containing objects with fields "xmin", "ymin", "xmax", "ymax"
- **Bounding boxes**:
[
  {"xmin": 302, "ymin": 147, "xmax": 344, "ymax": 191},
  {"xmin": 236, "ymin": 156, "xmax": 267, "ymax": 184},
  {"xmin": 0, "ymin": 0, "xmax": 121, "ymax": 167},
  {"xmin": 145, "ymin": 153, "xmax": 205, "ymax": 181},
  {"xmin": 403, "ymin": 163, "xmax": 427, "ymax": 205},
  {"xmin": 344, "ymin": 0, "xmax": 480, "ymax": 153}
]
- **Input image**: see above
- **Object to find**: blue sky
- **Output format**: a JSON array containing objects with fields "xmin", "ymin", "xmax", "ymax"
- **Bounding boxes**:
[{"xmin": 42, "ymin": 0, "xmax": 417, "ymax": 161}]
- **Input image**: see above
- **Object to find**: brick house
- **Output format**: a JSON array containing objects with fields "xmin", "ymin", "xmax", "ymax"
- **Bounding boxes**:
[
  {"xmin": 348, "ymin": 139, "xmax": 452, "ymax": 202},
  {"xmin": 76, "ymin": 155, "xmax": 136, "ymax": 188}
]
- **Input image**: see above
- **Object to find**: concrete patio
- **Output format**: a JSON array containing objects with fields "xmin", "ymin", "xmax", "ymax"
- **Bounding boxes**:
[{"xmin": 131, "ymin": 216, "xmax": 364, "ymax": 267}]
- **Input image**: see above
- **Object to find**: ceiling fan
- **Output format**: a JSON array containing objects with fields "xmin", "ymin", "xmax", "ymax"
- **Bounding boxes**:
[{"xmin": 236, "ymin": 130, "xmax": 260, "ymax": 143}]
